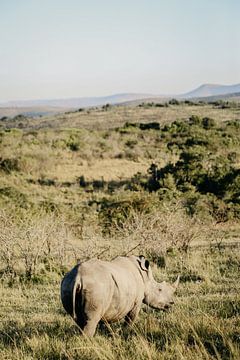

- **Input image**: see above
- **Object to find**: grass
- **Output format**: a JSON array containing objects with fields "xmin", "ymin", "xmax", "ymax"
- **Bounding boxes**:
[
  {"xmin": 0, "ymin": 102, "xmax": 240, "ymax": 359},
  {"xmin": 0, "ymin": 247, "xmax": 239, "ymax": 359}
]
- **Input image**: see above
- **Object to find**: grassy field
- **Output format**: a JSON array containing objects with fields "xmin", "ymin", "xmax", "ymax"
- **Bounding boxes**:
[
  {"xmin": 0, "ymin": 246, "xmax": 239, "ymax": 360},
  {"xmin": 0, "ymin": 101, "xmax": 240, "ymax": 359}
]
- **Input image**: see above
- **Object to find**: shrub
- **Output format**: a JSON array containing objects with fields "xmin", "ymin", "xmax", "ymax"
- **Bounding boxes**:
[
  {"xmin": 112, "ymin": 204, "xmax": 205, "ymax": 253},
  {"xmin": 68, "ymin": 141, "xmax": 80, "ymax": 151},
  {"xmin": 98, "ymin": 192, "xmax": 158, "ymax": 233},
  {"xmin": 169, "ymin": 98, "xmax": 180, "ymax": 105},
  {"xmin": 143, "ymin": 147, "xmax": 240, "ymax": 220},
  {"xmin": 202, "ymin": 117, "xmax": 216, "ymax": 129},
  {"xmin": 125, "ymin": 139, "xmax": 138, "ymax": 148},
  {"xmin": 0, "ymin": 158, "xmax": 21, "ymax": 173},
  {"xmin": 38, "ymin": 177, "xmax": 56, "ymax": 186},
  {"xmin": 102, "ymin": 103, "xmax": 111, "ymax": 110},
  {"xmin": 0, "ymin": 210, "xmax": 77, "ymax": 281},
  {"xmin": 189, "ymin": 115, "xmax": 201, "ymax": 125},
  {"xmin": 139, "ymin": 122, "xmax": 160, "ymax": 130},
  {"xmin": 78, "ymin": 175, "xmax": 87, "ymax": 187}
]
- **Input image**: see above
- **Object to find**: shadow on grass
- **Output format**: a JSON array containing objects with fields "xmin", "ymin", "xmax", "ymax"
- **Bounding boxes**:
[
  {"xmin": 0, "ymin": 320, "xmax": 80, "ymax": 348},
  {"xmin": 0, "ymin": 318, "xmax": 130, "ymax": 348}
]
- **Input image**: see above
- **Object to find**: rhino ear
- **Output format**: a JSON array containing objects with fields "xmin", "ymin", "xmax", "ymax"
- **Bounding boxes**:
[{"xmin": 138, "ymin": 256, "xmax": 150, "ymax": 272}]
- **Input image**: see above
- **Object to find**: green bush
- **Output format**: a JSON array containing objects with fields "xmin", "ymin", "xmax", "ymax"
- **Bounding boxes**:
[
  {"xmin": 97, "ymin": 192, "xmax": 158, "ymax": 233},
  {"xmin": 202, "ymin": 117, "xmax": 216, "ymax": 129},
  {"xmin": 144, "ymin": 146, "xmax": 240, "ymax": 220}
]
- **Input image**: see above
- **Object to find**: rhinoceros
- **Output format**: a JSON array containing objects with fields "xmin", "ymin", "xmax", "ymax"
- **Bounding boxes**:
[{"xmin": 61, "ymin": 255, "xmax": 179, "ymax": 336}]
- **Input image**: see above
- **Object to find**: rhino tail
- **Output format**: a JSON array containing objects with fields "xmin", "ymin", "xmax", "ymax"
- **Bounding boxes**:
[{"xmin": 72, "ymin": 272, "xmax": 81, "ymax": 322}]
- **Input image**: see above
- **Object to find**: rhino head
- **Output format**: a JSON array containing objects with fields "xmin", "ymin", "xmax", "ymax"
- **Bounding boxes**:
[{"xmin": 137, "ymin": 255, "xmax": 180, "ymax": 310}]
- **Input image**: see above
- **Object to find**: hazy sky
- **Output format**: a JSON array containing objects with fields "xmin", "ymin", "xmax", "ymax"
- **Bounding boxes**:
[{"xmin": 0, "ymin": 0, "xmax": 239, "ymax": 101}]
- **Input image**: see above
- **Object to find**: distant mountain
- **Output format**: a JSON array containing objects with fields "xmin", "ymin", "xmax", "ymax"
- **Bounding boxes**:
[
  {"xmin": 1, "ymin": 83, "xmax": 240, "ymax": 117},
  {"xmin": 0, "ymin": 93, "xmax": 154, "ymax": 109},
  {"xmin": 181, "ymin": 83, "xmax": 240, "ymax": 99}
]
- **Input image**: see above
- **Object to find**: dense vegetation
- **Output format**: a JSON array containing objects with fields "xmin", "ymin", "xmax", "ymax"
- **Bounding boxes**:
[{"xmin": 0, "ymin": 103, "xmax": 239, "ymax": 359}]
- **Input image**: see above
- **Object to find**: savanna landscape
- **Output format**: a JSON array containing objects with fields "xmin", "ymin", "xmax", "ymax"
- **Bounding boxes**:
[{"xmin": 0, "ymin": 100, "xmax": 240, "ymax": 359}]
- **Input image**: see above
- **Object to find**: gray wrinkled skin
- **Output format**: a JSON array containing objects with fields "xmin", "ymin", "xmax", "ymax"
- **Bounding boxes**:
[{"xmin": 61, "ymin": 255, "xmax": 179, "ymax": 336}]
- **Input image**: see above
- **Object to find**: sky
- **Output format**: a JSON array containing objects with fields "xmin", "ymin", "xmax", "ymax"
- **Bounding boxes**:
[{"xmin": 0, "ymin": 0, "xmax": 239, "ymax": 101}]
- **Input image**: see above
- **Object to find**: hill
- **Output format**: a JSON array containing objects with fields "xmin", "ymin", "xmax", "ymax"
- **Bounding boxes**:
[
  {"xmin": 0, "ymin": 93, "xmax": 154, "ymax": 109},
  {"xmin": 181, "ymin": 83, "xmax": 240, "ymax": 98}
]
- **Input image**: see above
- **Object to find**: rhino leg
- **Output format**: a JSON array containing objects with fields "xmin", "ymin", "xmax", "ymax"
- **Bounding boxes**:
[
  {"xmin": 81, "ymin": 314, "xmax": 101, "ymax": 336},
  {"xmin": 75, "ymin": 308, "xmax": 100, "ymax": 336},
  {"xmin": 125, "ymin": 304, "xmax": 141, "ymax": 325},
  {"xmin": 78, "ymin": 297, "xmax": 102, "ymax": 336}
]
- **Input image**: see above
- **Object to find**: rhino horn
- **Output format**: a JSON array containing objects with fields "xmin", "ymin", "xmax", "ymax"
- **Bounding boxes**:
[{"xmin": 173, "ymin": 275, "xmax": 180, "ymax": 290}]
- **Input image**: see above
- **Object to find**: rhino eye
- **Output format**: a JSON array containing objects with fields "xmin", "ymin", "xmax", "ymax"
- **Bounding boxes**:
[{"xmin": 159, "ymin": 288, "xmax": 162, "ymax": 292}]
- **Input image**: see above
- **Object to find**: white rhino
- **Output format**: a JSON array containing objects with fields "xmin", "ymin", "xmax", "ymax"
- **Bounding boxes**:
[{"xmin": 61, "ymin": 255, "xmax": 179, "ymax": 336}]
